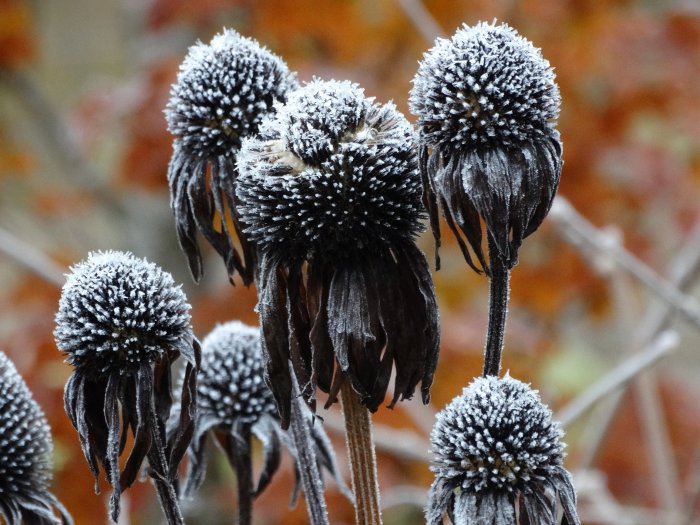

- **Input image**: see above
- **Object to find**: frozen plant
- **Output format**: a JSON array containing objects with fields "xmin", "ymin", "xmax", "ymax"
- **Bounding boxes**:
[
  {"xmin": 426, "ymin": 374, "xmax": 579, "ymax": 525},
  {"xmin": 166, "ymin": 28, "xmax": 299, "ymax": 285},
  {"xmin": 54, "ymin": 251, "xmax": 200, "ymax": 524}
]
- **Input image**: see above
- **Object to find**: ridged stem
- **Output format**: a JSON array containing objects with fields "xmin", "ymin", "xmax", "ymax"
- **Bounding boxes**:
[
  {"xmin": 340, "ymin": 381, "xmax": 382, "ymax": 525},
  {"xmin": 483, "ymin": 236, "xmax": 511, "ymax": 377}
]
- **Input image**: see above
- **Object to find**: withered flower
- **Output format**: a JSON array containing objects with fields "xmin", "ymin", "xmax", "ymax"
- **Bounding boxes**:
[
  {"xmin": 165, "ymin": 28, "xmax": 298, "ymax": 285},
  {"xmin": 0, "ymin": 351, "xmax": 72, "ymax": 525},
  {"xmin": 426, "ymin": 374, "xmax": 579, "ymax": 525},
  {"xmin": 181, "ymin": 321, "xmax": 350, "ymax": 523},
  {"xmin": 236, "ymin": 79, "xmax": 440, "ymax": 425},
  {"xmin": 409, "ymin": 20, "xmax": 562, "ymax": 274},
  {"xmin": 54, "ymin": 251, "xmax": 199, "ymax": 524},
  {"xmin": 410, "ymin": 21, "xmax": 562, "ymax": 376}
]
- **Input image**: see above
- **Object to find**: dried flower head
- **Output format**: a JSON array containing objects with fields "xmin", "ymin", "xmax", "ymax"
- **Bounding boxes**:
[
  {"xmin": 181, "ymin": 321, "xmax": 350, "ymax": 520},
  {"xmin": 0, "ymin": 352, "xmax": 72, "ymax": 525},
  {"xmin": 410, "ymin": 21, "xmax": 562, "ymax": 273},
  {"xmin": 165, "ymin": 28, "xmax": 298, "ymax": 284},
  {"xmin": 427, "ymin": 375, "xmax": 579, "ymax": 525},
  {"xmin": 236, "ymin": 79, "xmax": 439, "ymax": 425},
  {"xmin": 54, "ymin": 251, "xmax": 200, "ymax": 524}
]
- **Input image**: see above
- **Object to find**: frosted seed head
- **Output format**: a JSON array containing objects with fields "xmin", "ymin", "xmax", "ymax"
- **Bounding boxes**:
[
  {"xmin": 54, "ymin": 251, "xmax": 193, "ymax": 376},
  {"xmin": 236, "ymin": 79, "xmax": 424, "ymax": 259},
  {"xmin": 410, "ymin": 21, "xmax": 560, "ymax": 149},
  {"xmin": 165, "ymin": 28, "xmax": 298, "ymax": 158},
  {"xmin": 196, "ymin": 321, "xmax": 277, "ymax": 426},
  {"xmin": 0, "ymin": 352, "xmax": 53, "ymax": 499},
  {"xmin": 430, "ymin": 374, "xmax": 564, "ymax": 493}
]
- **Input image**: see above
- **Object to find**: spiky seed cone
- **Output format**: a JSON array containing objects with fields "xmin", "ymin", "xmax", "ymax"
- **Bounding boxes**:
[
  {"xmin": 0, "ymin": 352, "xmax": 72, "ymax": 525},
  {"xmin": 426, "ymin": 374, "xmax": 579, "ymax": 525}
]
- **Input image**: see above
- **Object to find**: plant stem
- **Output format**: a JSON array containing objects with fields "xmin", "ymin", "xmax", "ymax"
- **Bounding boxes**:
[
  {"xmin": 340, "ymin": 380, "xmax": 382, "ymax": 525},
  {"xmin": 289, "ymin": 373, "xmax": 330, "ymax": 525},
  {"xmin": 483, "ymin": 237, "xmax": 511, "ymax": 377},
  {"xmin": 229, "ymin": 425, "xmax": 253, "ymax": 525},
  {"xmin": 147, "ymin": 421, "xmax": 185, "ymax": 525}
]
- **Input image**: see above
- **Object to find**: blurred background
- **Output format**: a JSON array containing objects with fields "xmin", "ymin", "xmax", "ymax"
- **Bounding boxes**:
[{"xmin": 1, "ymin": 0, "xmax": 700, "ymax": 523}]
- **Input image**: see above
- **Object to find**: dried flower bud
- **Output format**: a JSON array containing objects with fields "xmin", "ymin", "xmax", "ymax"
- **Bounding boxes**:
[
  {"xmin": 182, "ymin": 321, "xmax": 350, "ymax": 519},
  {"xmin": 410, "ymin": 21, "xmax": 562, "ymax": 273},
  {"xmin": 55, "ymin": 251, "xmax": 199, "ymax": 524},
  {"xmin": 236, "ymin": 79, "xmax": 439, "ymax": 425},
  {"xmin": 426, "ymin": 374, "xmax": 579, "ymax": 525},
  {"xmin": 165, "ymin": 28, "xmax": 298, "ymax": 284},
  {"xmin": 0, "ymin": 352, "xmax": 72, "ymax": 525}
]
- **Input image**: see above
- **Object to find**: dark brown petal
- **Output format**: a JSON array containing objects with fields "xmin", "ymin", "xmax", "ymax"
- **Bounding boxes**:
[
  {"xmin": 251, "ymin": 416, "xmax": 282, "ymax": 497},
  {"xmin": 258, "ymin": 257, "xmax": 293, "ymax": 428},
  {"xmin": 307, "ymin": 263, "xmax": 335, "ymax": 395},
  {"xmin": 168, "ymin": 148, "xmax": 204, "ymax": 282},
  {"xmin": 419, "ymin": 144, "xmax": 442, "ymax": 270}
]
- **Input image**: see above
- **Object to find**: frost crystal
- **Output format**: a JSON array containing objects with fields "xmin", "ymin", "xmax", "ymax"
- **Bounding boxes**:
[
  {"xmin": 426, "ymin": 374, "xmax": 579, "ymax": 525},
  {"xmin": 54, "ymin": 251, "xmax": 192, "ymax": 376},
  {"xmin": 165, "ymin": 28, "xmax": 299, "ymax": 284},
  {"xmin": 409, "ymin": 21, "xmax": 560, "ymax": 149},
  {"xmin": 0, "ymin": 352, "xmax": 71, "ymax": 525}
]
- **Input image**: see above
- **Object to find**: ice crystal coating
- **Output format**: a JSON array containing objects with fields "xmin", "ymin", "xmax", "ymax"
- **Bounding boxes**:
[
  {"xmin": 55, "ymin": 251, "xmax": 199, "ymax": 524},
  {"xmin": 0, "ymin": 352, "xmax": 71, "ymax": 525},
  {"xmin": 166, "ymin": 28, "xmax": 298, "ymax": 157},
  {"xmin": 410, "ymin": 21, "xmax": 562, "ymax": 273},
  {"xmin": 197, "ymin": 321, "xmax": 277, "ymax": 427},
  {"xmin": 165, "ymin": 29, "xmax": 299, "ymax": 285},
  {"xmin": 426, "ymin": 375, "xmax": 579, "ymax": 525},
  {"xmin": 181, "ymin": 321, "xmax": 351, "ymax": 518},
  {"xmin": 54, "ymin": 251, "xmax": 192, "ymax": 376},
  {"xmin": 409, "ymin": 21, "xmax": 560, "ymax": 149},
  {"xmin": 235, "ymin": 79, "xmax": 439, "ymax": 425},
  {"xmin": 237, "ymin": 79, "xmax": 425, "ymax": 258}
]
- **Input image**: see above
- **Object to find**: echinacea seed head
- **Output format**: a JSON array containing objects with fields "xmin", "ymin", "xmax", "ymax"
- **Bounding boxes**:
[
  {"xmin": 410, "ymin": 20, "xmax": 560, "ymax": 150},
  {"xmin": 236, "ymin": 79, "xmax": 425, "ymax": 260},
  {"xmin": 54, "ymin": 251, "xmax": 193, "ymax": 376},
  {"xmin": 165, "ymin": 28, "xmax": 298, "ymax": 158},
  {"xmin": 196, "ymin": 321, "xmax": 277, "ymax": 426}
]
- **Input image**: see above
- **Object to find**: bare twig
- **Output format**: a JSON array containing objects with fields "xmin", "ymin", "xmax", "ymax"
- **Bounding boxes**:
[
  {"xmin": 576, "ymin": 216, "xmax": 700, "ymax": 468},
  {"xmin": 549, "ymin": 197, "xmax": 700, "ymax": 330},
  {"xmin": 395, "ymin": 0, "xmax": 445, "ymax": 43},
  {"xmin": 0, "ymin": 226, "xmax": 65, "ymax": 286},
  {"xmin": 0, "ymin": 70, "xmax": 126, "ymax": 216},
  {"xmin": 557, "ymin": 330, "xmax": 678, "ymax": 427}
]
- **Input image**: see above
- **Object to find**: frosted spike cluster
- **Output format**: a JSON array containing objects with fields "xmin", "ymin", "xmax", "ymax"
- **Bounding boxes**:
[
  {"xmin": 410, "ymin": 21, "xmax": 560, "ymax": 148},
  {"xmin": 236, "ymin": 79, "xmax": 424, "ymax": 257},
  {"xmin": 54, "ymin": 251, "xmax": 193, "ymax": 375},
  {"xmin": 165, "ymin": 28, "xmax": 298, "ymax": 157},
  {"xmin": 197, "ymin": 321, "xmax": 276, "ymax": 425},
  {"xmin": 431, "ymin": 374, "xmax": 563, "ymax": 492},
  {"xmin": 426, "ymin": 374, "xmax": 579, "ymax": 525},
  {"xmin": 0, "ymin": 352, "xmax": 70, "ymax": 525}
]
